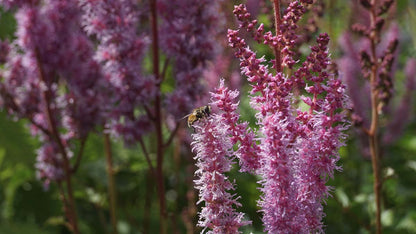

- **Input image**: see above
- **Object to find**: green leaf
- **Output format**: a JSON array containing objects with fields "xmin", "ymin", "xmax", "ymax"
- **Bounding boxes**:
[
  {"xmin": 0, "ymin": 222, "xmax": 53, "ymax": 234},
  {"xmin": 397, "ymin": 211, "xmax": 416, "ymax": 232},
  {"xmin": 335, "ymin": 188, "xmax": 350, "ymax": 207},
  {"xmin": 44, "ymin": 216, "xmax": 66, "ymax": 226},
  {"xmin": 381, "ymin": 209, "xmax": 394, "ymax": 227},
  {"xmin": 0, "ymin": 148, "xmax": 5, "ymax": 167},
  {"xmin": 1, "ymin": 164, "xmax": 32, "ymax": 219}
]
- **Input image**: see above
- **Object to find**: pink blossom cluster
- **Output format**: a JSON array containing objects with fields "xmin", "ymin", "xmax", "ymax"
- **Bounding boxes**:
[
  {"xmin": 191, "ymin": 108, "xmax": 250, "ymax": 233},
  {"xmin": 159, "ymin": 0, "xmax": 224, "ymax": 118},
  {"xmin": 0, "ymin": 0, "xmax": 104, "ymax": 187},
  {"xmin": 293, "ymin": 33, "xmax": 348, "ymax": 231},
  {"xmin": 0, "ymin": 0, "xmax": 226, "ymax": 190},
  {"xmin": 211, "ymin": 79, "xmax": 260, "ymax": 172},
  {"xmin": 192, "ymin": 3, "xmax": 350, "ymax": 233},
  {"xmin": 232, "ymin": 1, "xmax": 313, "ymax": 69},
  {"xmin": 79, "ymin": 0, "xmax": 155, "ymax": 144},
  {"xmin": 338, "ymin": 6, "xmax": 415, "ymax": 144}
]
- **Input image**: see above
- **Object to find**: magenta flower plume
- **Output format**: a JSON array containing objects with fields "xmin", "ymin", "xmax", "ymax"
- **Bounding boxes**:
[
  {"xmin": 80, "ymin": 0, "xmax": 154, "ymax": 144},
  {"xmin": 278, "ymin": 0, "xmax": 313, "ymax": 68},
  {"xmin": 211, "ymin": 79, "xmax": 260, "ymax": 172},
  {"xmin": 229, "ymin": 5, "xmax": 303, "ymax": 232},
  {"xmin": 383, "ymin": 58, "xmax": 416, "ymax": 143},
  {"xmin": 337, "ymin": 32, "xmax": 370, "ymax": 127},
  {"xmin": 35, "ymin": 142, "xmax": 65, "ymax": 189},
  {"xmin": 191, "ymin": 109, "xmax": 250, "ymax": 233},
  {"xmin": 231, "ymin": 1, "xmax": 313, "ymax": 69},
  {"xmin": 228, "ymin": 4, "xmax": 349, "ymax": 233},
  {"xmin": 229, "ymin": 12, "xmax": 305, "ymax": 231},
  {"xmin": 160, "ymin": 0, "xmax": 224, "ymax": 118},
  {"xmin": 294, "ymin": 33, "xmax": 349, "ymax": 231},
  {"xmin": 13, "ymin": 0, "xmax": 104, "ymax": 139},
  {"xmin": 0, "ymin": 0, "xmax": 104, "ymax": 187}
]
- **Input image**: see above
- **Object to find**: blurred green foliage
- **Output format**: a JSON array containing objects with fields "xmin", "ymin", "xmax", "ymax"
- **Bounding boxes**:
[{"xmin": 1, "ymin": 0, "xmax": 416, "ymax": 233}]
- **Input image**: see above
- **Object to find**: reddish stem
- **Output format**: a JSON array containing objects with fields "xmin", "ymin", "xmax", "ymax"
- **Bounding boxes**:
[
  {"xmin": 35, "ymin": 48, "xmax": 79, "ymax": 234},
  {"xmin": 57, "ymin": 182, "xmax": 72, "ymax": 231},
  {"xmin": 272, "ymin": 0, "xmax": 282, "ymax": 73},
  {"xmin": 368, "ymin": 1, "xmax": 382, "ymax": 233},
  {"xmin": 149, "ymin": 0, "xmax": 167, "ymax": 233}
]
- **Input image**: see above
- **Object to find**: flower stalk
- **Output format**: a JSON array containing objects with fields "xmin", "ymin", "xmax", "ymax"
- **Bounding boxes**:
[
  {"xmin": 349, "ymin": 0, "xmax": 398, "ymax": 232},
  {"xmin": 272, "ymin": 0, "xmax": 282, "ymax": 73},
  {"xmin": 368, "ymin": 0, "xmax": 382, "ymax": 232},
  {"xmin": 104, "ymin": 133, "xmax": 118, "ymax": 234},
  {"xmin": 35, "ymin": 49, "xmax": 79, "ymax": 234},
  {"xmin": 191, "ymin": 108, "xmax": 250, "ymax": 233},
  {"xmin": 149, "ymin": 0, "xmax": 167, "ymax": 232}
]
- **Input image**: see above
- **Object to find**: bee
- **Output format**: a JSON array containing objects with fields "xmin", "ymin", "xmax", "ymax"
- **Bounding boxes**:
[{"xmin": 185, "ymin": 105, "xmax": 212, "ymax": 128}]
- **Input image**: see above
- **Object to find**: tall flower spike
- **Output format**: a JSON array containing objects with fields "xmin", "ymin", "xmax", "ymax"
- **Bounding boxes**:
[
  {"xmin": 294, "ymin": 33, "xmax": 349, "ymax": 232},
  {"xmin": 257, "ymin": 104, "xmax": 304, "ymax": 233},
  {"xmin": 160, "ymin": 0, "xmax": 224, "ymax": 118},
  {"xmin": 383, "ymin": 58, "xmax": 416, "ymax": 143},
  {"xmin": 211, "ymin": 79, "xmax": 260, "ymax": 172},
  {"xmin": 229, "ymin": 3, "xmax": 349, "ymax": 233},
  {"xmin": 337, "ymin": 32, "xmax": 370, "ymax": 127},
  {"xmin": 0, "ymin": 0, "xmax": 105, "ymax": 188},
  {"xmin": 229, "ymin": 5, "xmax": 305, "ymax": 232},
  {"xmin": 191, "ymin": 108, "xmax": 250, "ymax": 233},
  {"xmin": 35, "ymin": 142, "xmax": 65, "ymax": 189},
  {"xmin": 80, "ymin": 0, "xmax": 154, "ymax": 144}
]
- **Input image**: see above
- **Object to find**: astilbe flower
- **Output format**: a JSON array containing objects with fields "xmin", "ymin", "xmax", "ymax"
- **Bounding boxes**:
[
  {"xmin": 1, "ymin": 49, "xmax": 41, "ymax": 119},
  {"xmin": 293, "ymin": 33, "xmax": 349, "ymax": 231},
  {"xmin": 346, "ymin": 1, "xmax": 400, "ymax": 232},
  {"xmin": 191, "ymin": 103, "xmax": 250, "ymax": 233},
  {"xmin": 256, "ymin": 92, "xmax": 303, "ymax": 233},
  {"xmin": 383, "ymin": 58, "xmax": 416, "ymax": 143},
  {"xmin": 14, "ymin": 0, "xmax": 104, "ymax": 138},
  {"xmin": 227, "ymin": 3, "xmax": 349, "ymax": 233},
  {"xmin": 0, "ymin": 0, "xmax": 38, "ymax": 9},
  {"xmin": 337, "ymin": 32, "xmax": 371, "ymax": 127},
  {"xmin": 160, "ymin": 0, "xmax": 224, "ymax": 118},
  {"xmin": 80, "ymin": 0, "xmax": 154, "ymax": 144},
  {"xmin": 376, "ymin": 24, "xmax": 399, "ymax": 112},
  {"xmin": 211, "ymin": 79, "xmax": 260, "ymax": 172},
  {"xmin": 229, "ymin": 8, "xmax": 304, "ymax": 231},
  {"xmin": 0, "ymin": 0, "xmax": 103, "ymax": 187},
  {"xmin": 349, "ymin": 6, "xmax": 400, "ymax": 114},
  {"xmin": 339, "ymin": 20, "xmax": 413, "ymax": 145},
  {"xmin": 231, "ymin": 0, "xmax": 313, "ymax": 70},
  {"xmin": 277, "ymin": 0, "xmax": 314, "ymax": 68},
  {"xmin": 35, "ymin": 142, "xmax": 65, "ymax": 189}
]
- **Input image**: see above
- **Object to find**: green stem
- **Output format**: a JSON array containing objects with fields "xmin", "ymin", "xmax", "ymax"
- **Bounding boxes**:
[
  {"xmin": 143, "ymin": 169, "xmax": 153, "ymax": 234},
  {"xmin": 104, "ymin": 133, "xmax": 118, "ymax": 234}
]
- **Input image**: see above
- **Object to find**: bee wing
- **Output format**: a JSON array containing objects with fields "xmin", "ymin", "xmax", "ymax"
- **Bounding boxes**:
[{"xmin": 180, "ymin": 113, "xmax": 191, "ymax": 120}]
